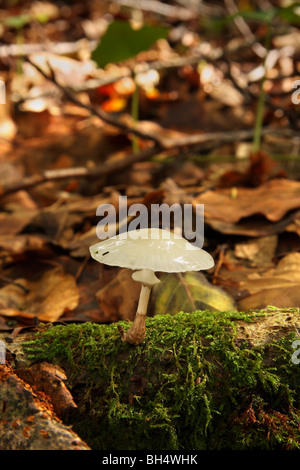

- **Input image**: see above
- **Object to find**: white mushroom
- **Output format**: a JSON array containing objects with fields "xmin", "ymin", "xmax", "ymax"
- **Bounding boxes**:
[{"xmin": 89, "ymin": 228, "xmax": 214, "ymax": 345}]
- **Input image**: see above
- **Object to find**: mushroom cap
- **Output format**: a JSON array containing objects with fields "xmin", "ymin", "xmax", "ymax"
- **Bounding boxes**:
[{"xmin": 89, "ymin": 228, "xmax": 214, "ymax": 273}]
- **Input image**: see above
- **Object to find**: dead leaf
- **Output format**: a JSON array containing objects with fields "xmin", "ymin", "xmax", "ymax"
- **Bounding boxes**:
[
  {"xmin": 234, "ymin": 235, "xmax": 277, "ymax": 267},
  {"xmin": 205, "ymin": 210, "xmax": 298, "ymax": 237},
  {"xmin": 95, "ymin": 269, "xmax": 140, "ymax": 322},
  {"xmin": 238, "ymin": 252, "xmax": 300, "ymax": 310},
  {"xmin": 24, "ymin": 52, "xmax": 96, "ymax": 89},
  {"xmin": 207, "ymin": 80, "xmax": 244, "ymax": 107},
  {"xmin": 0, "ymin": 234, "xmax": 48, "ymax": 258},
  {"xmin": 217, "ymin": 151, "xmax": 286, "ymax": 188},
  {"xmin": 162, "ymin": 177, "xmax": 193, "ymax": 205},
  {"xmin": 0, "ymin": 86, "xmax": 17, "ymax": 141},
  {"xmin": 238, "ymin": 285, "xmax": 300, "ymax": 310},
  {"xmin": 196, "ymin": 178, "xmax": 300, "ymax": 224},
  {"xmin": 0, "ymin": 267, "xmax": 79, "ymax": 322},
  {"xmin": 0, "ymin": 210, "xmax": 38, "ymax": 236}
]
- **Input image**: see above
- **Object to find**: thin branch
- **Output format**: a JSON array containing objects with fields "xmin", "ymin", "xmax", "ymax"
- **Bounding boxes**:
[
  {"xmin": 174, "ymin": 0, "xmax": 224, "ymax": 17},
  {"xmin": 159, "ymin": 127, "xmax": 296, "ymax": 150},
  {"xmin": 0, "ymin": 275, "xmax": 29, "ymax": 293},
  {"xmin": 0, "ymin": 38, "xmax": 98, "ymax": 59},
  {"xmin": 224, "ymin": 0, "xmax": 267, "ymax": 58},
  {"xmin": 110, "ymin": 0, "xmax": 197, "ymax": 20},
  {"xmin": 0, "ymin": 145, "xmax": 161, "ymax": 198},
  {"xmin": 72, "ymin": 53, "xmax": 213, "ymax": 93}
]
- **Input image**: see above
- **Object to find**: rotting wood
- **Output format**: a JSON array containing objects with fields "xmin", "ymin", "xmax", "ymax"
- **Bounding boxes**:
[{"xmin": 0, "ymin": 363, "xmax": 90, "ymax": 450}]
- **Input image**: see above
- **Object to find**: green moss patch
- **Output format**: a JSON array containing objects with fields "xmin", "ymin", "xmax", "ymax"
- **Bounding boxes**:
[{"xmin": 23, "ymin": 310, "xmax": 300, "ymax": 450}]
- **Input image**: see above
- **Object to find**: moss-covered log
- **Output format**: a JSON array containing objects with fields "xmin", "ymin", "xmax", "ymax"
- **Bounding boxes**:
[{"xmin": 22, "ymin": 308, "xmax": 300, "ymax": 450}]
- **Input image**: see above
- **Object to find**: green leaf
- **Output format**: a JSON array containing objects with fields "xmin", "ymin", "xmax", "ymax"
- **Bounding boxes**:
[
  {"xmin": 233, "ymin": 8, "xmax": 279, "ymax": 23},
  {"xmin": 3, "ymin": 14, "xmax": 31, "ymax": 29},
  {"xmin": 223, "ymin": 4, "xmax": 300, "ymax": 26},
  {"xmin": 277, "ymin": 2, "xmax": 300, "ymax": 23},
  {"xmin": 92, "ymin": 20, "xmax": 169, "ymax": 68}
]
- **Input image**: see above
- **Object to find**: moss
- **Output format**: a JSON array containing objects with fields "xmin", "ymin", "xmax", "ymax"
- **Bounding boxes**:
[{"xmin": 23, "ymin": 309, "xmax": 300, "ymax": 450}]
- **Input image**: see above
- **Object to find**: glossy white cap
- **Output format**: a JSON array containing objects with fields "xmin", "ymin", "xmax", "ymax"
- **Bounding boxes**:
[{"xmin": 89, "ymin": 228, "xmax": 214, "ymax": 273}]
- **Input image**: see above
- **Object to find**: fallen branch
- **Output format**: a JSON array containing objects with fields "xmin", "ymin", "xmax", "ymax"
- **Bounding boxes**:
[
  {"xmin": 111, "ymin": 0, "xmax": 197, "ymax": 20},
  {"xmin": 160, "ymin": 127, "xmax": 296, "ymax": 150},
  {"xmin": 224, "ymin": 0, "xmax": 267, "ymax": 58},
  {"xmin": 0, "ymin": 145, "xmax": 160, "ymax": 198},
  {"xmin": 0, "ymin": 38, "xmax": 98, "ymax": 59},
  {"xmin": 0, "ymin": 127, "xmax": 296, "ymax": 198}
]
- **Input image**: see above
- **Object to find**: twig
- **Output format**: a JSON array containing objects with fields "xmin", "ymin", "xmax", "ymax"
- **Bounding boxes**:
[
  {"xmin": 72, "ymin": 52, "xmax": 214, "ymax": 93},
  {"xmin": 0, "ymin": 275, "xmax": 29, "ymax": 293},
  {"xmin": 110, "ymin": 0, "xmax": 197, "ymax": 20},
  {"xmin": 159, "ymin": 127, "xmax": 296, "ymax": 151},
  {"xmin": 224, "ymin": 0, "xmax": 267, "ymax": 58},
  {"xmin": 174, "ymin": 0, "xmax": 224, "ymax": 17},
  {"xmin": 0, "ymin": 145, "xmax": 161, "ymax": 198},
  {"xmin": 0, "ymin": 38, "xmax": 98, "ymax": 59}
]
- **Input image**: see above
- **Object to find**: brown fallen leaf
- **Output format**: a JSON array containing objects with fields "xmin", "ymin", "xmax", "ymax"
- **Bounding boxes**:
[
  {"xmin": 234, "ymin": 235, "xmax": 277, "ymax": 267},
  {"xmin": 238, "ymin": 285, "xmax": 300, "ymax": 310},
  {"xmin": 0, "ymin": 210, "xmax": 38, "ymax": 236},
  {"xmin": 238, "ymin": 252, "xmax": 300, "ymax": 310},
  {"xmin": 196, "ymin": 178, "xmax": 300, "ymax": 224},
  {"xmin": 162, "ymin": 177, "xmax": 193, "ymax": 205},
  {"xmin": 0, "ymin": 267, "xmax": 79, "ymax": 322},
  {"xmin": 24, "ymin": 52, "xmax": 96, "ymax": 89},
  {"xmin": 0, "ymin": 234, "xmax": 50, "ymax": 263},
  {"xmin": 0, "ymin": 86, "xmax": 17, "ymax": 141},
  {"xmin": 95, "ymin": 268, "xmax": 140, "ymax": 322},
  {"xmin": 217, "ymin": 150, "xmax": 286, "ymax": 188},
  {"xmin": 205, "ymin": 210, "xmax": 298, "ymax": 237}
]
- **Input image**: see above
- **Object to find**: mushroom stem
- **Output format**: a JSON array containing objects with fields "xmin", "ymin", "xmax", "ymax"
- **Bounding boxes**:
[
  {"xmin": 136, "ymin": 283, "xmax": 152, "ymax": 316},
  {"xmin": 119, "ymin": 284, "xmax": 151, "ymax": 345},
  {"xmin": 119, "ymin": 269, "xmax": 160, "ymax": 345}
]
